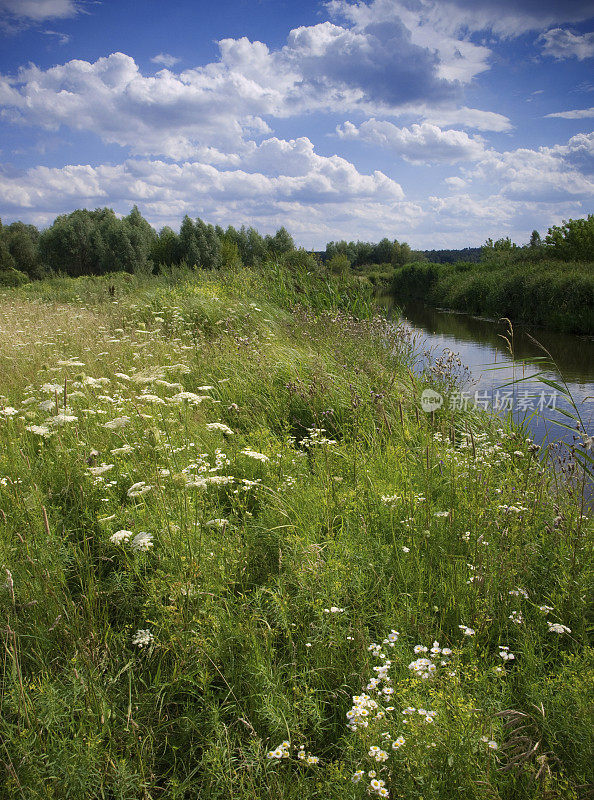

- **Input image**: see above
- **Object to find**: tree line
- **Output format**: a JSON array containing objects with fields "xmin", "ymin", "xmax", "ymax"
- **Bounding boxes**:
[
  {"xmin": 0, "ymin": 206, "xmax": 297, "ymax": 286},
  {"xmin": 1, "ymin": 205, "xmax": 592, "ymax": 287}
]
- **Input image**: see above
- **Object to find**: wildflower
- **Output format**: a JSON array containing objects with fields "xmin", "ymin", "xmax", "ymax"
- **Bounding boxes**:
[
  {"xmin": 323, "ymin": 606, "xmax": 345, "ymax": 613},
  {"xmin": 110, "ymin": 530, "xmax": 132, "ymax": 544},
  {"xmin": 1, "ymin": 407, "xmax": 18, "ymax": 417},
  {"xmin": 352, "ymin": 771, "xmax": 364, "ymax": 783},
  {"xmin": 267, "ymin": 741, "xmax": 290, "ymax": 760},
  {"xmin": 103, "ymin": 416, "xmax": 130, "ymax": 430},
  {"xmin": 487, "ymin": 741, "xmax": 498, "ymax": 749},
  {"xmin": 539, "ymin": 605, "xmax": 553, "ymax": 614},
  {"xmin": 508, "ymin": 611, "xmax": 523, "ymax": 624},
  {"xmin": 110, "ymin": 444, "xmax": 134, "ymax": 454},
  {"xmin": 408, "ymin": 657, "xmax": 436, "ymax": 679},
  {"xmin": 170, "ymin": 392, "xmax": 211, "ymax": 404},
  {"xmin": 26, "ymin": 424, "xmax": 52, "ymax": 437},
  {"xmin": 392, "ymin": 736, "xmax": 405, "ymax": 749},
  {"xmin": 127, "ymin": 481, "xmax": 153, "ymax": 498},
  {"xmin": 206, "ymin": 422, "xmax": 234, "ymax": 434},
  {"xmin": 205, "ymin": 518, "xmax": 229, "ymax": 528},
  {"xmin": 306, "ymin": 755, "xmax": 319, "ymax": 765},
  {"xmin": 88, "ymin": 464, "xmax": 114, "ymax": 476},
  {"xmin": 132, "ymin": 629, "xmax": 154, "ymax": 648},
  {"xmin": 508, "ymin": 588, "xmax": 529, "ymax": 598},
  {"xmin": 547, "ymin": 622, "xmax": 571, "ymax": 634},
  {"xmin": 459, "ymin": 625, "xmax": 475, "ymax": 636},
  {"xmin": 131, "ymin": 531, "xmax": 154, "ymax": 552},
  {"xmin": 49, "ymin": 413, "xmax": 78, "ymax": 426},
  {"xmin": 498, "ymin": 647, "xmax": 515, "ymax": 661},
  {"xmin": 402, "ymin": 546, "xmax": 410, "ymax": 553},
  {"xmin": 241, "ymin": 448, "xmax": 269, "ymax": 462},
  {"xmin": 136, "ymin": 394, "xmax": 165, "ymax": 404}
]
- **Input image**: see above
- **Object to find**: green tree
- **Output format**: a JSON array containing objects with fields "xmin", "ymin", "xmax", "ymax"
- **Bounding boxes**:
[
  {"xmin": 152, "ymin": 226, "xmax": 179, "ymax": 266},
  {"xmin": 545, "ymin": 215, "xmax": 594, "ymax": 261},
  {"xmin": 266, "ymin": 226, "xmax": 295, "ymax": 258},
  {"xmin": 391, "ymin": 240, "xmax": 412, "ymax": 266}
]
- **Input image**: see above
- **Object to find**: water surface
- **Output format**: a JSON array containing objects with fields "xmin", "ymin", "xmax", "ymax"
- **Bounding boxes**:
[{"xmin": 383, "ymin": 298, "xmax": 594, "ymax": 449}]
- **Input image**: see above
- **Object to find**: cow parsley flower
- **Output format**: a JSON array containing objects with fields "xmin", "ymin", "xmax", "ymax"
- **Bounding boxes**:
[
  {"xmin": 127, "ymin": 481, "xmax": 153, "ymax": 498},
  {"xmin": 110, "ymin": 530, "xmax": 132, "ymax": 544},
  {"xmin": 241, "ymin": 448, "xmax": 269, "ymax": 462},
  {"xmin": 206, "ymin": 422, "xmax": 234, "ymax": 434},
  {"xmin": 131, "ymin": 531, "xmax": 154, "ymax": 552}
]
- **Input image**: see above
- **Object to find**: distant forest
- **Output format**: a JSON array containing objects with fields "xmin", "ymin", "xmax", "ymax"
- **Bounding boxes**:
[{"xmin": 0, "ymin": 205, "xmax": 592, "ymax": 286}]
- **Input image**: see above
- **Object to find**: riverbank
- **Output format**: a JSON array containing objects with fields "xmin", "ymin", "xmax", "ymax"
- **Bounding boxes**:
[
  {"xmin": 0, "ymin": 267, "xmax": 592, "ymax": 799},
  {"xmin": 391, "ymin": 257, "xmax": 594, "ymax": 335}
]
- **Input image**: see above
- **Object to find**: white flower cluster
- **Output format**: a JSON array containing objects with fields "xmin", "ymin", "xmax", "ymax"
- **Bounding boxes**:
[
  {"xmin": 346, "ymin": 693, "xmax": 379, "ymax": 731},
  {"xmin": 302, "ymin": 427, "xmax": 337, "ymax": 448},
  {"xmin": 127, "ymin": 481, "xmax": 153, "ymax": 498},
  {"xmin": 409, "ymin": 641, "xmax": 452, "ymax": 680},
  {"xmin": 498, "ymin": 646, "xmax": 515, "ymax": 662},
  {"xmin": 547, "ymin": 622, "xmax": 571, "ymax": 634},
  {"xmin": 131, "ymin": 629, "xmax": 154, "ymax": 648},
  {"xmin": 267, "ymin": 741, "xmax": 319, "ymax": 765},
  {"xmin": 206, "ymin": 422, "xmax": 234, "ymax": 435},
  {"xmin": 110, "ymin": 530, "xmax": 154, "ymax": 552},
  {"xmin": 241, "ymin": 448, "xmax": 269, "ymax": 462}
]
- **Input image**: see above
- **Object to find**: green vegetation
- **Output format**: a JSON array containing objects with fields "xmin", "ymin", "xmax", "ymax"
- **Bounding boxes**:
[
  {"xmin": 0, "ymin": 263, "xmax": 591, "ymax": 799},
  {"xmin": 391, "ymin": 217, "xmax": 594, "ymax": 334}
]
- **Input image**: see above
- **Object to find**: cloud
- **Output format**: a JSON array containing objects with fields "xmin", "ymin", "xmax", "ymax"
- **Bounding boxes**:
[
  {"xmin": 0, "ymin": 19, "xmax": 501, "ymax": 162},
  {"xmin": 282, "ymin": 20, "xmax": 461, "ymax": 108},
  {"xmin": 444, "ymin": 176, "xmax": 467, "ymax": 189},
  {"xmin": 151, "ymin": 53, "xmax": 180, "ymax": 68},
  {"xmin": 539, "ymin": 28, "xmax": 594, "ymax": 60},
  {"xmin": 330, "ymin": 0, "xmax": 594, "ymax": 39},
  {"xmin": 0, "ymin": 0, "xmax": 81, "ymax": 27},
  {"xmin": 0, "ymin": 140, "xmax": 407, "ymax": 242},
  {"xmin": 464, "ymin": 133, "xmax": 594, "ymax": 201},
  {"xmin": 337, "ymin": 119, "xmax": 486, "ymax": 163},
  {"xmin": 546, "ymin": 107, "xmax": 594, "ymax": 119},
  {"xmin": 42, "ymin": 29, "xmax": 70, "ymax": 44}
]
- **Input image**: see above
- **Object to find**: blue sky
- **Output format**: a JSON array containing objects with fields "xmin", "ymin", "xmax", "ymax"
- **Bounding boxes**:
[{"xmin": 0, "ymin": 0, "xmax": 593, "ymax": 248}]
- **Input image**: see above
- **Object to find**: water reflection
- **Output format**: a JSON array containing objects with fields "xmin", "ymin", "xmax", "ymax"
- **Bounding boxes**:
[{"xmin": 380, "ymin": 297, "xmax": 594, "ymax": 447}]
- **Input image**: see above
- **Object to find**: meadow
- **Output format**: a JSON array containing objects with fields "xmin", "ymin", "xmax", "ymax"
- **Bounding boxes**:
[{"xmin": 0, "ymin": 263, "xmax": 592, "ymax": 799}]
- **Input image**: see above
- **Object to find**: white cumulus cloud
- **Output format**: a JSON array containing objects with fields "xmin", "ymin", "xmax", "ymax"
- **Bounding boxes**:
[{"xmin": 337, "ymin": 119, "xmax": 486, "ymax": 163}]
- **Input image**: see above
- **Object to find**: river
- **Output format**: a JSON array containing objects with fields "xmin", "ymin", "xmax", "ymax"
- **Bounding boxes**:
[{"xmin": 381, "ymin": 298, "xmax": 594, "ymax": 455}]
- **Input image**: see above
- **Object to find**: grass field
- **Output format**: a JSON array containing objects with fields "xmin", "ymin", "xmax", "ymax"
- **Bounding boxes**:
[{"xmin": 0, "ymin": 265, "xmax": 592, "ymax": 799}]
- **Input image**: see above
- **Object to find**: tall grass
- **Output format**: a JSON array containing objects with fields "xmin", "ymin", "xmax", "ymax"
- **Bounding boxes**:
[
  {"xmin": 0, "ymin": 266, "xmax": 591, "ymax": 799},
  {"xmin": 392, "ymin": 258, "xmax": 594, "ymax": 334}
]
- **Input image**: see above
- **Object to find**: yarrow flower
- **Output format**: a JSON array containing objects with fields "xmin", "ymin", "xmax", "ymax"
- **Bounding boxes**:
[{"xmin": 132, "ymin": 629, "xmax": 154, "ymax": 648}]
